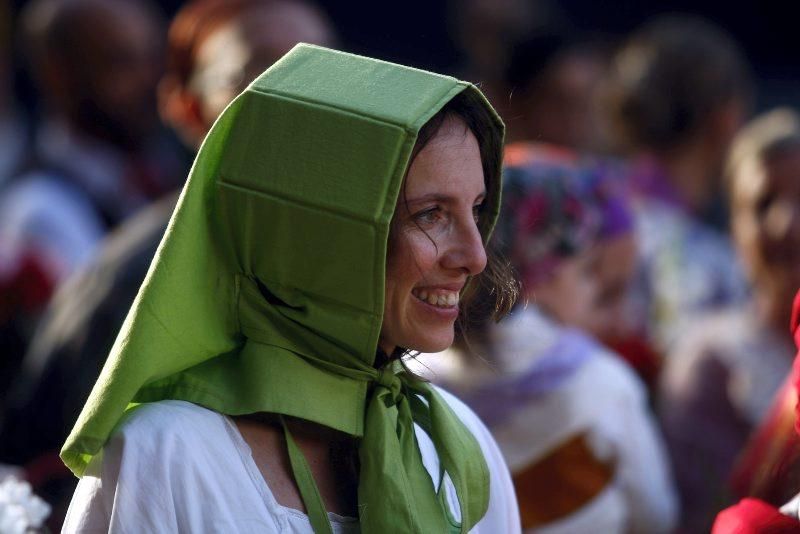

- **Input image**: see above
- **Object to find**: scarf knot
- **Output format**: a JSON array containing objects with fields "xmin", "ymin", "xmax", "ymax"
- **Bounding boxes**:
[{"xmin": 375, "ymin": 365, "xmax": 404, "ymax": 408}]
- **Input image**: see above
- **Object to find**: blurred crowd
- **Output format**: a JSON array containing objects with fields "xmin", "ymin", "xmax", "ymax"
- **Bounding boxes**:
[{"xmin": 1, "ymin": 0, "xmax": 799, "ymax": 532}]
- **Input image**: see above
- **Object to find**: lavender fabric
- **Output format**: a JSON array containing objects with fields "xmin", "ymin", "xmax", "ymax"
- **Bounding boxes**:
[
  {"xmin": 628, "ymin": 156, "xmax": 684, "ymax": 209},
  {"xmin": 455, "ymin": 330, "xmax": 598, "ymax": 427},
  {"xmin": 599, "ymin": 196, "xmax": 635, "ymax": 239}
]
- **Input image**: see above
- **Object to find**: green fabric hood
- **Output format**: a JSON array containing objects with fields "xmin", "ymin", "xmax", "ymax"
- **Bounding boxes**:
[{"xmin": 62, "ymin": 44, "xmax": 504, "ymax": 533}]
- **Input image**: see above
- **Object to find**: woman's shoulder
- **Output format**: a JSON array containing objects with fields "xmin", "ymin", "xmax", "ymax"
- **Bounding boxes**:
[
  {"xmin": 100, "ymin": 400, "xmax": 237, "ymax": 468},
  {"xmin": 114, "ymin": 400, "xmax": 226, "ymax": 439},
  {"xmin": 68, "ymin": 401, "xmax": 283, "ymax": 533},
  {"xmin": 574, "ymin": 339, "xmax": 647, "ymax": 394}
]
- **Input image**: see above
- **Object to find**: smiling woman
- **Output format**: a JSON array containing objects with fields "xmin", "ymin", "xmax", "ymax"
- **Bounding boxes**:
[{"xmin": 59, "ymin": 45, "xmax": 521, "ymax": 533}]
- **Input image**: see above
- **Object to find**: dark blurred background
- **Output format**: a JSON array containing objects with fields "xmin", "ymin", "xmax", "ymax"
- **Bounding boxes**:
[
  {"xmin": 7, "ymin": 0, "xmax": 800, "ymax": 115},
  {"xmin": 3, "ymin": 0, "xmax": 800, "ymax": 532}
]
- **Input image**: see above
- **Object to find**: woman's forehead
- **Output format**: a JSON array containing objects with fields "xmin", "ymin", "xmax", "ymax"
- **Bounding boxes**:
[{"xmin": 404, "ymin": 119, "xmax": 484, "ymax": 197}]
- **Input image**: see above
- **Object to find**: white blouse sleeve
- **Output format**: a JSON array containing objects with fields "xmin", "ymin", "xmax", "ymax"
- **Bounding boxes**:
[{"xmin": 62, "ymin": 409, "xmax": 181, "ymax": 534}]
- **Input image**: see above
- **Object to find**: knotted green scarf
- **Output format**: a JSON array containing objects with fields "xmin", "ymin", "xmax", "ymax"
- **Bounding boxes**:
[{"xmin": 61, "ymin": 44, "xmax": 504, "ymax": 533}]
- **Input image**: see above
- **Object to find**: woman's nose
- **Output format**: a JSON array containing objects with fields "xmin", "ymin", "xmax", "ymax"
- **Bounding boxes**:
[
  {"xmin": 441, "ymin": 215, "xmax": 487, "ymax": 275},
  {"xmin": 766, "ymin": 200, "xmax": 800, "ymax": 243}
]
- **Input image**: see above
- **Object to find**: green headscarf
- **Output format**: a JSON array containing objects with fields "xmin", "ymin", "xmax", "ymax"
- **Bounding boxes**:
[{"xmin": 61, "ymin": 44, "xmax": 504, "ymax": 533}]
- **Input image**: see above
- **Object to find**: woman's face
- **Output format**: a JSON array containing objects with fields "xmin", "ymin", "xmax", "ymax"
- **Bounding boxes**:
[
  {"xmin": 379, "ymin": 116, "xmax": 488, "ymax": 355},
  {"xmin": 585, "ymin": 233, "xmax": 638, "ymax": 339},
  {"xmin": 733, "ymin": 147, "xmax": 800, "ymax": 306},
  {"xmin": 530, "ymin": 250, "xmax": 598, "ymax": 328}
]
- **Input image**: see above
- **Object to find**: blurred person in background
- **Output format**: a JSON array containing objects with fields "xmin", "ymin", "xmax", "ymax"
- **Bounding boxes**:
[
  {"xmin": 0, "ymin": 0, "xmax": 185, "ymax": 387},
  {"xmin": 505, "ymin": 144, "xmax": 660, "ymax": 387},
  {"xmin": 0, "ymin": 0, "xmax": 335, "ymax": 529},
  {"xmin": 0, "ymin": 0, "xmax": 29, "ymax": 190},
  {"xmin": 0, "ymin": 0, "xmax": 33, "ymax": 366},
  {"xmin": 412, "ymin": 146, "xmax": 677, "ymax": 533},
  {"xmin": 607, "ymin": 14, "xmax": 753, "ymax": 355},
  {"xmin": 660, "ymin": 108, "xmax": 800, "ymax": 532},
  {"xmin": 576, "ymin": 156, "xmax": 662, "ymax": 387},
  {"xmin": 158, "ymin": 0, "xmax": 335, "ymax": 149},
  {"xmin": 727, "ymin": 110, "xmax": 800, "ymax": 511},
  {"xmin": 503, "ymin": 31, "xmax": 612, "ymax": 152},
  {"xmin": 500, "ymin": 26, "xmax": 659, "ymax": 385},
  {"xmin": 447, "ymin": 0, "xmax": 566, "ymax": 122},
  {"xmin": 712, "ymin": 292, "xmax": 800, "ymax": 533}
]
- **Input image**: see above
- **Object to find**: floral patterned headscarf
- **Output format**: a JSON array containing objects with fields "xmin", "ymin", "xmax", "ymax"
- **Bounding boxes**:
[{"xmin": 499, "ymin": 143, "xmax": 633, "ymax": 286}]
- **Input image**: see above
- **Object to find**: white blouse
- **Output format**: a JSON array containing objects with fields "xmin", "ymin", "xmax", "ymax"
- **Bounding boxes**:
[{"xmin": 63, "ymin": 392, "xmax": 520, "ymax": 533}]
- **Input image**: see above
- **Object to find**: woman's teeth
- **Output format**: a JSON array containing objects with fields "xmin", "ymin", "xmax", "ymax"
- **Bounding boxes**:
[{"xmin": 412, "ymin": 289, "xmax": 459, "ymax": 308}]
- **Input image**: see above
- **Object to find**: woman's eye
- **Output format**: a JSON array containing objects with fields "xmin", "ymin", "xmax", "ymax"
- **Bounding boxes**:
[
  {"xmin": 756, "ymin": 192, "xmax": 776, "ymax": 218},
  {"xmin": 415, "ymin": 206, "xmax": 442, "ymax": 225},
  {"xmin": 472, "ymin": 203, "xmax": 484, "ymax": 223}
]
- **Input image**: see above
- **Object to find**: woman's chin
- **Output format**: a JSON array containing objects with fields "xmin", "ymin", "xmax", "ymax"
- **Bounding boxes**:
[{"xmin": 409, "ymin": 332, "xmax": 454, "ymax": 354}]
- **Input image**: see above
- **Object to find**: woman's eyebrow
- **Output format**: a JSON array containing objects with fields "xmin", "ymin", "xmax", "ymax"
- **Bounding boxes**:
[{"xmin": 405, "ymin": 191, "xmax": 487, "ymax": 205}]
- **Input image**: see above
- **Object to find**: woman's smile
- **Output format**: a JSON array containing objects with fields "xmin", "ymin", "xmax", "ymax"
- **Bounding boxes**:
[{"xmin": 411, "ymin": 287, "xmax": 461, "ymax": 309}]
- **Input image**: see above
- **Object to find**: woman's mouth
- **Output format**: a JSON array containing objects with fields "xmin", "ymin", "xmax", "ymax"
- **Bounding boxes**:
[{"xmin": 411, "ymin": 288, "xmax": 459, "ymax": 308}]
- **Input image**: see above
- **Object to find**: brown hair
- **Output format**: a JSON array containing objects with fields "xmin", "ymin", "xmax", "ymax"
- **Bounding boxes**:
[
  {"xmin": 164, "ymin": 0, "xmax": 271, "ymax": 90},
  {"xmin": 727, "ymin": 108, "xmax": 800, "ymax": 213}
]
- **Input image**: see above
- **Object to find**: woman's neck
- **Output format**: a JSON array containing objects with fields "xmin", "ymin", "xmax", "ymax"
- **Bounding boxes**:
[{"xmin": 234, "ymin": 413, "xmax": 359, "ymax": 517}]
